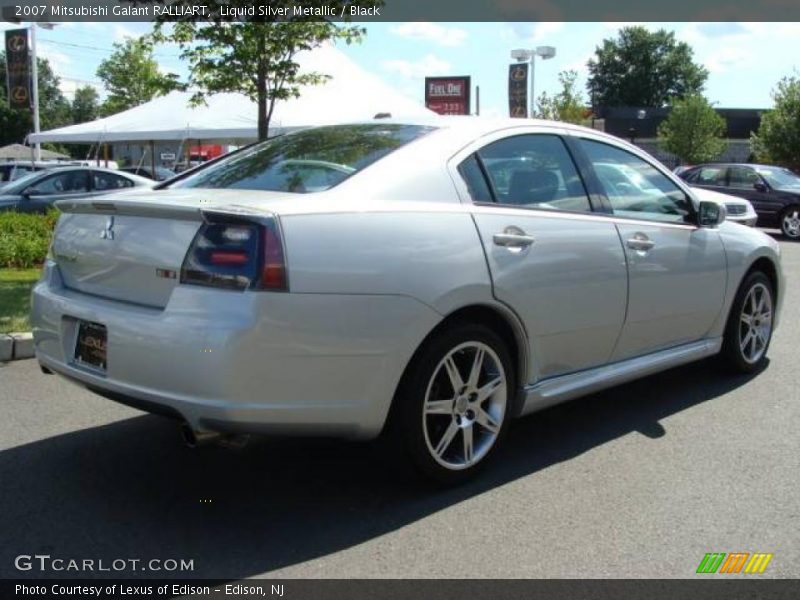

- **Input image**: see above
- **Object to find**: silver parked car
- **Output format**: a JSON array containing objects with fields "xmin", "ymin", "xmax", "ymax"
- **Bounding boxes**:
[
  {"xmin": 31, "ymin": 119, "xmax": 783, "ymax": 482},
  {"xmin": 0, "ymin": 167, "xmax": 153, "ymax": 213}
]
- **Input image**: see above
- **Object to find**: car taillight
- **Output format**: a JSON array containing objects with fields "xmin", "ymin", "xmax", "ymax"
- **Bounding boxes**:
[{"xmin": 181, "ymin": 215, "xmax": 288, "ymax": 292}]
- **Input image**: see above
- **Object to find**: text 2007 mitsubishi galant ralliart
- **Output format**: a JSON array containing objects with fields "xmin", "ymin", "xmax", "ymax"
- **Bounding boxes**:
[{"xmin": 31, "ymin": 118, "xmax": 783, "ymax": 482}]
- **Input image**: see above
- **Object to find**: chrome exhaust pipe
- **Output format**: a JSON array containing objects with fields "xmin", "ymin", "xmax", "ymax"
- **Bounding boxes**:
[
  {"xmin": 179, "ymin": 422, "xmax": 221, "ymax": 448},
  {"xmin": 179, "ymin": 422, "xmax": 249, "ymax": 449}
]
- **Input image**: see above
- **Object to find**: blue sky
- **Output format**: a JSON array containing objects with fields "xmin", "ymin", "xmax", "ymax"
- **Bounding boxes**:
[{"xmin": 5, "ymin": 21, "xmax": 800, "ymax": 114}]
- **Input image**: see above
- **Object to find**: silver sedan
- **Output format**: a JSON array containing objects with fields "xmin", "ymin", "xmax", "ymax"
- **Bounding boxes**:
[{"xmin": 31, "ymin": 118, "xmax": 783, "ymax": 483}]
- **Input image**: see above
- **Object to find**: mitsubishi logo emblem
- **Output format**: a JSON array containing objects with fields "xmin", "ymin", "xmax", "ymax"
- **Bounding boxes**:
[{"xmin": 100, "ymin": 216, "xmax": 115, "ymax": 240}]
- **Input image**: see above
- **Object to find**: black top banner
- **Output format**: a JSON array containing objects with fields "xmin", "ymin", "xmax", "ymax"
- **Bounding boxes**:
[
  {"xmin": 1, "ymin": 0, "xmax": 799, "ymax": 21},
  {"xmin": 4, "ymin": 28, "xmax": 31, "ymax": 111},
  {"xmin": 508, "ymin": 63, "xmax": 528, "ymax": 119}
]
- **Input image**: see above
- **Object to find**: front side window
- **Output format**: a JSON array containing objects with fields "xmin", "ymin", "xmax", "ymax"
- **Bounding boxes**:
[
  {"xmin": 170, "ymin": 124, "xmax": 435, "ymax": 194},
  {"xmin": 473, "ymin": 134, "xmax": 592, "ymax": 212},
  {"xmin": 728, "ymin": 166, "xmax": 761, "ymax": 189},
  {"xmin": 579, "ymin": 139, "xmax": 693, "ymax": 224}
]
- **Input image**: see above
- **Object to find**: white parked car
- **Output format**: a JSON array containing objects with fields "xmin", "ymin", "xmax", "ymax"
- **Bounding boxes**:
[
  {"xmin": 31, "ymin": 118, "xmax": 783, "ymax": 482},
  {"xmin": 692, "ymin": 187, "xmax": 758, "ymax": 227}
]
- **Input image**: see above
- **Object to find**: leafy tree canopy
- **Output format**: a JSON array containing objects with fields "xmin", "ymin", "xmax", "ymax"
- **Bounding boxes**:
[
  {"xmin": 71, "ymin": 85, "xmax": 100, "ymax": 124},
  {"xmin": 658, "ymin": 94, "xmax": 727, "ymax": 164},
  {"xmin": 96, "ymin": 37, "xmax": 184, "ymax": 115},
  {"xmin": 751, "ymin": 75, "xmax": 800, "ymax": 170},
  {"xmin": 587, "ymin": 26, "xmax": 708, "ymax": 108},
  {"xmin": 153, "ymin": 3, "xmax": 378, "ymax": 140},
  {"xmin": 535, "ymin": 70, "xmax": 590, "ymax": 125}
]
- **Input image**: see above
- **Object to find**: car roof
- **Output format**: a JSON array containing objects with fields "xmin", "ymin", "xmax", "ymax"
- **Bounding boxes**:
[
  {"xmin": 689, "ymin": 163, "xmax": 785, "ymax": 169},
  {"xmin": 24, "ymin": 165, "xmax": 152, "ymax": 184}
]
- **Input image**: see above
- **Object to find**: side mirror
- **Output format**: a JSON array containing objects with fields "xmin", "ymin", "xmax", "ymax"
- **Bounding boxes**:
[
  {"xmin": 21, "ymin": 187, "xmax": 37, "ymax": 198},
  {"xmin": 753, "ymin": 182, "xmax": 768, "ymax": 193},
  {"xmin": 698, "ymin": 200, "xmax": 726, "ymax": 227}
]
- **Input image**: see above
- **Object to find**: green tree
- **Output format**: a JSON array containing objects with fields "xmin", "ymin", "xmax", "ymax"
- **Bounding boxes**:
[
  {"xmin": 71, "ymin": 85, "xmax": 99, "ymax": 123},
  {"xmin": 751, "ymin": 75, "xmax": 800, "ymax": 170},
  {"xmin": 658, "ymin": 94, "xmax": 727, "ymax": 164},
  {"xmin": 0, "ymin": 53, "xmax": 71, "ymax": 146},
  {"xmin": 154, "ymin": 5, "xmax": 375, "ymax": 140},
  {"xmin": 96, "ymin": 37, "xmax": 184, "ymax": 115},
  {"xmin": 587, "ymin": 26, "xmax": 708, "ymax": 108},
  {"xmin": 535, "ymin": 70, "xmax": 589, "ymax": 125}
]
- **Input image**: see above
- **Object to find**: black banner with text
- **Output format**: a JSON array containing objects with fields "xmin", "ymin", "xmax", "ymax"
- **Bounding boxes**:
[{"xmin": 4, "ymin": 28, "xmax": 31, "ymax": 111}]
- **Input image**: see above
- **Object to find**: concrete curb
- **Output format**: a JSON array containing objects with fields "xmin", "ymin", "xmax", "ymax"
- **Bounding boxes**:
[{"xmin": 0, "ymin": 332, "xmax": 34, "ymax": 362}]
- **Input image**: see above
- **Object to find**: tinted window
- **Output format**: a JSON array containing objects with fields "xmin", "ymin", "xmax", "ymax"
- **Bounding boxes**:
[
  {"xmin": 457, "ymin": 154, "xmax": 493, "ymax": 203},
  {"xmin": 93, "ymin": 171, "xmax": 135, "ymax": 191},
  {"xmin": 580, "ymin": 139, "xmax": 692, "ymax": 224},
  {"xmin": 171, "ymin": 124, "xmax": 435, "ymax": 193},
  {"xmin": 687, "ymin": 166, "xmax": 726, "ymax": 186},
  {"xmin": 31, "ymin": 170, "xmax": 90, "ymax": 195},
  {"xmin": 476, "ymin": 135, "xmax": 591, "ymax": 212},
  {"xmin": 728, "ymin": 166, "xmax": 761, "ymax": 189}
]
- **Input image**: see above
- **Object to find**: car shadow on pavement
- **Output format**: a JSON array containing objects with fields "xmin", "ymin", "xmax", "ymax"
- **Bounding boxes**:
[{"xmin": 0, "ymin": 358, "xmax": 765, "ymax": 579}]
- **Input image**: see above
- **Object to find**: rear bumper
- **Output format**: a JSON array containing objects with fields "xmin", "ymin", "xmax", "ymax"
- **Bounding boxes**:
[{"xmin": 32, "ymin": 260, "xmax": 441, "ymax": 439}]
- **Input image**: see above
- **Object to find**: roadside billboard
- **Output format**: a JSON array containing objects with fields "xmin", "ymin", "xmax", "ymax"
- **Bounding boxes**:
[{"xmin": 424, "ymin": 76, "xmax": 471, "ymax": 115}]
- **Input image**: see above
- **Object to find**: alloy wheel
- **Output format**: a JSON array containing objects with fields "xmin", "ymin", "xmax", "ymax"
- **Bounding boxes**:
[
  {"xmin": 739, "ymin": 282, "xmax": 773, "ymax": 364},
  {"xmin": 422, "ymin": 341, "xmax": 507, "ymax": 471},
  {"xmin": 782, "ymin": 208, "xmax": 800, "ymax": 238}
]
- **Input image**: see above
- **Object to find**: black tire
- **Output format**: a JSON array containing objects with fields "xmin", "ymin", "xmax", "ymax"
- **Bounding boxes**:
[
  {"xmin": 720, "ymin": 271, "xmax": 774, "ymax": 373},
  {"xmin": 779, "ymin": 205, "xmax": 800, "ymax": 240},
  {"xmin": 393, "ymin": 322, "xmax": 515, "ymax": 485}
]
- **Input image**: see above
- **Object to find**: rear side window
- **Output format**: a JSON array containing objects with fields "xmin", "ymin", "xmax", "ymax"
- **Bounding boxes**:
[
  {"xmin": 171, "ymin": 124, "xmax": 435, "ymax": 193},
  {"xmin": 457, "ymin": 155, "xmax": 493, "ymax": 203},
  {"xmin": 93, "ymin": 171, "xmax": 135, "ymax": 191},
  {"xmin": 473, "ymin": 134, "xmax": 592, "ymax": 213},
  {"xmin": 687, "ymin": 166, "xmax": 725, "ymax": 185}
]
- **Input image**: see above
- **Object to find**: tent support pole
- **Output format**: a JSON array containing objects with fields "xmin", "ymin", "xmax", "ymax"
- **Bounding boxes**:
[
  {"xmin": 103, "ymin": 143, "xmax": 109, "ymax": 168},
  {"xmin": 150, "ymin": 141, "xmax": 156, "ymax": 176}
]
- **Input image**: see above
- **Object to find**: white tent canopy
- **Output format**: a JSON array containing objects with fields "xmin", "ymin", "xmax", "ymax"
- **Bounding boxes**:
[{"xmin": 28, "ymin": 44, "xmax": 435, "ymax": 144}]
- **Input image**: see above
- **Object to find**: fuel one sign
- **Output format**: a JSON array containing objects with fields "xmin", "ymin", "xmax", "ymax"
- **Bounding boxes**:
[{"xmin": 424, "ymin": 76, "xmax": 471, "ymax": 115}]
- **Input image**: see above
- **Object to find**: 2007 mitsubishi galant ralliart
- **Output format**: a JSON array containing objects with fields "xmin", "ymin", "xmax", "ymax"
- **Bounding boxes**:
[{"xmin": 32, "ymin": 118, "xmax": 783, "ymax": 482}]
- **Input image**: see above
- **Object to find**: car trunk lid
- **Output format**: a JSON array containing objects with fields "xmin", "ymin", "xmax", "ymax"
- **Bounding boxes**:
[{"xmin": 52, "ymin": 190, "xmax": 286, "ymax": 308}]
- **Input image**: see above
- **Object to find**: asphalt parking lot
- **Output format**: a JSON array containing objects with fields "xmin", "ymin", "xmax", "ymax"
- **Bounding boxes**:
[{"xmin": 1, "ymin": 235, "xmax": 798, "ymax": 580}]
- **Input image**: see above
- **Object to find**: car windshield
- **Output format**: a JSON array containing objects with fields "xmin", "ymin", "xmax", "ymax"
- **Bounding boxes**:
[
  {"xmin": 755, "ymin": 166, "xmax": 800, "ymax": 189},
  {"xmin": 0, "ymin": 170, "xmax": 44, "ymax": 194},
  {"xmin": 169, "ymin": 124, "xmax": 436, "ymax": 193}
]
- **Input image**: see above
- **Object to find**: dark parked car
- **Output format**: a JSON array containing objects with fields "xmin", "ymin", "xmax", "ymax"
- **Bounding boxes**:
[
  {"xmin": 119, "ymin": 165, "xmax": 176, "ymax": 181},
  {"xmin": 678, "ymin": 163, "xmax": 800, "ymax": 239},
  {"xmin": 0, "ymin": 167, "xmax": 152, "ymax": 213}
]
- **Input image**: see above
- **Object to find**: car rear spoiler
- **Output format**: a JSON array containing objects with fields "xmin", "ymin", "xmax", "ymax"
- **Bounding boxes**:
[{"xmin": 54, "ymin": 199, "xmax": 274, "ymax": 222}]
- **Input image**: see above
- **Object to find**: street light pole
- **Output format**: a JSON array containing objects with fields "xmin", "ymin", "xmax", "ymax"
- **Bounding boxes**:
[{"xmin": 529, "ymin": 53, "xmax": 535, "ymax": 119}]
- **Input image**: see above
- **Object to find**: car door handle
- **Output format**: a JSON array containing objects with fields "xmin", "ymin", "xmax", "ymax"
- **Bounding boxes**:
[
  {"xmin": 626, "ymin": 234, "xmax": 655, "ymax": 251},
  {"xmin": 493, "ymin": 227, "xmax": 535, "ymax": 248}
]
